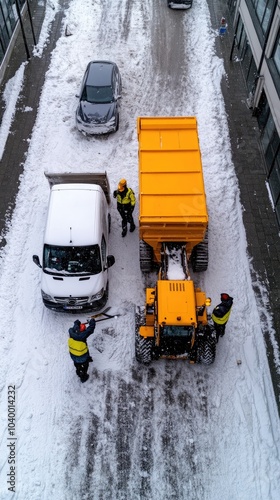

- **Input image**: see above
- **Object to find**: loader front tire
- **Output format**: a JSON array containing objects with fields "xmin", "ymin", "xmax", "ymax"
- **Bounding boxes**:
[
  {"xmin": 198, "ymin": 337, "xmax": 216, "ymax": 365},
  {"xmin": 135, "ymin": 331, "xmax": 154, "ymax": 365}
]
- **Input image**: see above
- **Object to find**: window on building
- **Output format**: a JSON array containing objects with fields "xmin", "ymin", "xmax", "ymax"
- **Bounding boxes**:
[
  {"xmin": 0, "ymin": 38, "xmax": 4, "ymax": 61},
  {"xmin": 267, "ymin": 150, "xmax": 280, "ymax": 224},
  {"xmin": 261, "ymin": 113, "xmax": 276, "ymax": 160},
  {"xmin": 272, "ymin": 28, "xmax": 280, "ymax": 75},
  {"xmin": 236, "ymin": 17, "xmax": 247, "ymax": 53},
  {"xmin": 0, "ymin": 0, "xmax": 18, "ymax": 60},
  {"xmin": 257, "ymin": 89, "xmax": 280, "ymax": 224},
  {"xmin": 256, "ymin": 90, "xmax": 270, "ymax": 130},
  {"xmin": 234, "ymin": 17, "xmax": 258, "ymax": 93},
  {"xmin": 251, "ymin": 0, "xmax": 274, "ymax": 35}
]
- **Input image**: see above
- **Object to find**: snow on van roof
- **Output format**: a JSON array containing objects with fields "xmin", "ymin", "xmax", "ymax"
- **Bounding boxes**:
[{"xmin": 44, "ymin": 184, "xmax": 105, "ymax": 246}]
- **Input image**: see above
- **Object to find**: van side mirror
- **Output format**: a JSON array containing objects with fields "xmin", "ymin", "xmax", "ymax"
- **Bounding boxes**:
[
  {"xmin": 33, "ymin": 255, "xmax": 42, "ymax": 268},
  {"xmin": 105, "ymin": 255, "xmax": 115, "ymax": 269}
]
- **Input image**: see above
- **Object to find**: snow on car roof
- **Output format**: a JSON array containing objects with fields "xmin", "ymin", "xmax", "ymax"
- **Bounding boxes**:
[{"xmin": 87, "ymin": 61, "xmax": 114, "ymax": 87}]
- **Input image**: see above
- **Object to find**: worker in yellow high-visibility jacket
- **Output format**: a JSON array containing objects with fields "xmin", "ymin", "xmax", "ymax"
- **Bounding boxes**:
[
  {"xmin": 113, "ymin": 178, "xmax": 136, "ymax": 237},
  {"xmin": 68, "ymin": 319, "xmax": 96, "ymax": 382},
  {"xmin": 211, "ymin": 293, "xmax": 233, "ymax": 341}
]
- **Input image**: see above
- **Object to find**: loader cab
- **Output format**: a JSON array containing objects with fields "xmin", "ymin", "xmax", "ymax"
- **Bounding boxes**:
[{"xmin": 159, "ymin": 324, "xmax": 195, "ymax": 356}]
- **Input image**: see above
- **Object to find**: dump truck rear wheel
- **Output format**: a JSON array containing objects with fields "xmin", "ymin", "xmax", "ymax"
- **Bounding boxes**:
[
  {"xmin": 191, "ymin": 229, "xmax": 208, "ymax": 272},
  {"xmin": 135, "ymin": 331, "xmax": 154, "ymax": 364},
  {"xmin": 139, "ymin": 240, "xmax": 153, "ymax": 273},
  {"xmin": 198, "ymin": 337, "xmax": 216, "ymax": 365}
]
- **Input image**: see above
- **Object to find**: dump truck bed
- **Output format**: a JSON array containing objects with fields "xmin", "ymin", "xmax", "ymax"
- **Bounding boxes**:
[{"xmin": 138, "ymin": 117, "xmax": 208, "ymax": 251}]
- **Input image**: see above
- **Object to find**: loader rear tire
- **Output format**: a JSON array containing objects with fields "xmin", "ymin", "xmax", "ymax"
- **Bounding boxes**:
[
  {"xmin": 135, "ymin": 331, "xmax": 154, "ymax": 365},
  {"xmin": 191, "ymin": 229, "xmax": 208, "ymax": 272},
  {"xmin": 198, "ymin": 337, "xmax": 216, "ymax": 365},
  {"xmin": 139, "ymin": 240, "xmax": 153, "ymax": 273}
]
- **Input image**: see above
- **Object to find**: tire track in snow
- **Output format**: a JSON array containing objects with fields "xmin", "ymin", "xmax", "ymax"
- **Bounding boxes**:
[{"xmin": 62, "ymin": 362, "xmax": 213, "ymax": 500}]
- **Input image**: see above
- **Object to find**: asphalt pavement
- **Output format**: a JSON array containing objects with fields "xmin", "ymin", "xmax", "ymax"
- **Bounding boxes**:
[{"xmin": 0, "ymin": 0, "xmax": 279, "ymax": 412}]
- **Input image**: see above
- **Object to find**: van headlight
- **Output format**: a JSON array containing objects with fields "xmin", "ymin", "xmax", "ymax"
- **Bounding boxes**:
[
  {"xmin": 90, "ymin": 288, "xmax": 104, "ymax": 301},
  {"xmin": 41, "ymin": 290, "xmax": 54, "ymax": 302}
]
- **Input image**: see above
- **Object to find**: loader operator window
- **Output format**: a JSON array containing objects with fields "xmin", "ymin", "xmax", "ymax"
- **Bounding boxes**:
[
  {"xmin": 43, "ymin": 244, "xmax": 102, "ymax": 276},
  {"xmin": 162, "ymin": 326, "xmax": 194, "ymax": 337}
]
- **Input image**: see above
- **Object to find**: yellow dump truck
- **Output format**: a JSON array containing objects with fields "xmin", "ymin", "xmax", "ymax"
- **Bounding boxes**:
[{"xmin": 136, "ymin": 116, "xmax": 216, "ymax": 364}]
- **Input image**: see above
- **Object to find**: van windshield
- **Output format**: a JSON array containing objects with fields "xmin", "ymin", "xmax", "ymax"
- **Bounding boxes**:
[{"xmin": 43, "ymin": 244, "xmax": 102, "ymax": 276}]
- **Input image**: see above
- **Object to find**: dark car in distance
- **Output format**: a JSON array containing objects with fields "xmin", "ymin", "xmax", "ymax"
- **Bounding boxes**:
[
  {"xmin": 76, "ymin": 60, "xmax": 122, "ymax": 135},
  {"xmin": 168, "ymin": 0, "xmax": 192, "ymax": 8}
]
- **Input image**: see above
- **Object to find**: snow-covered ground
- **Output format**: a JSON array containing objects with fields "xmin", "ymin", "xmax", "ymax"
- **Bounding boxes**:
[{"xmin": 0, "ymin": 0, "xmax": 280, "ymax": 499}]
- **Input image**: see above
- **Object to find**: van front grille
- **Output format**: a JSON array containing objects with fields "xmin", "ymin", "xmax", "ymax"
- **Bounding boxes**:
[{"xmin": 54, "ymin": 297, "xmax": 89, "ymax": 305}]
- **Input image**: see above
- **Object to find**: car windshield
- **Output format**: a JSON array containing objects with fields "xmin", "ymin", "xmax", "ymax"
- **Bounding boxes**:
[
  {"xmin": 43, "ymin": 244, "xmax": 102, "ymax": 276},
  {"xmin": 82, "ymin": 85, "xmax": 113, "ymax": 104},
  {"xmin": 161, "ymin": 325, "xmax": 194, "ymax": 337}
]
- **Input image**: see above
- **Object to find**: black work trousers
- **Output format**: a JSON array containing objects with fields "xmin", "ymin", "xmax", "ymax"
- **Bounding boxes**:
[
  {"xmin": 74, "ymin": 360, "xmax": 89, "ymax": 382},
  {"xmin": 213, "ymin": 322, "xmax": 226, "ymax": 341},
  {"xmin": 117, "ymin": 204, "xmax": 134, "ymax": 230}
]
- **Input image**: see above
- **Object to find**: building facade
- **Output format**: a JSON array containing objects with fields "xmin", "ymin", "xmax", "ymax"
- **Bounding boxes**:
[
  {"xmin": 229, "ymin": 0, "xmax": 280, "ymax": 225},
  {"xmin": 0, "ymin": 0, "xmax": 25, "ymax": 81}
]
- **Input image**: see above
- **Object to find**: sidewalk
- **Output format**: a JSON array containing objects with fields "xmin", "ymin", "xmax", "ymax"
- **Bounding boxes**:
[
  {"xmin": 209, "ymin": 0, "xmax": 280, "ymax": 411},
  {"xmin": 0, "ymin": 0, "xmax": 279, "ymax": 410},
  {"xmin": 0, "ymin": 0, "xmax": 68, "ymax": 244}
]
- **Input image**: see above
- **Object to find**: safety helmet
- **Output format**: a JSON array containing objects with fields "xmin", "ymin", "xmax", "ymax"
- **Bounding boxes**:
[
  {"xmin": 118, "ymin": 178, "xmax": 127, "ymax": 192},
  {"xmin": 221, "ymin": 293, "xmax": 230, "ymax": 301},
  {"xmin": 79, "ymin": 323, "xmax": 86, "ymax": 332}
]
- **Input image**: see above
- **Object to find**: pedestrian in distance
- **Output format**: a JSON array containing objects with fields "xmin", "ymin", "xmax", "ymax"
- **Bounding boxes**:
[
  {"xmin": 68, "ymin": 318, "xmax": 96, "ymax": 382},
  {"xmin": 113, "ymin": 178, "xmax": 136, "ymax": 237},
  {"xmin": 211, "ymin": 293, "xmax": 233, "ymax": 342}
]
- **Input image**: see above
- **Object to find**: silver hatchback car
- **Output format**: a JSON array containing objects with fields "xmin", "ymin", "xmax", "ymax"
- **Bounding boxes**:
[{"xmin": 76, "ymin": 60, "xmax": 122, "ymax": 135}]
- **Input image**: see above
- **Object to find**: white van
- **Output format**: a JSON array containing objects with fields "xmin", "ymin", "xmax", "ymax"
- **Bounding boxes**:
[{"xmin": 33, "ymin": 173, "xmax": 115, "ymax": 312}]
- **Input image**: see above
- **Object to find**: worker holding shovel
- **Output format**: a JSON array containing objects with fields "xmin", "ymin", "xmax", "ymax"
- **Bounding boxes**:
[
  {"xmin": 68, "ymin": 308, "xmax": 121, "ymax": 382},
  {"xmin": 68, "ymin": 318, "xmax": 96, "ymax": 383}
]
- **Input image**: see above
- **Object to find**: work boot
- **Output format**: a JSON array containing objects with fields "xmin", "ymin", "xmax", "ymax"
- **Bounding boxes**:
[
  {"xmin": 80, "ymin": 373, "xmax": 89, "ymax": 383},
  {"xmin": 122, "ymin": 226, "xmax": 127, "ymax": 237},
  {"xmin": 130, "ymin": 223, "xmax": 136, "ymax": 232}
]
